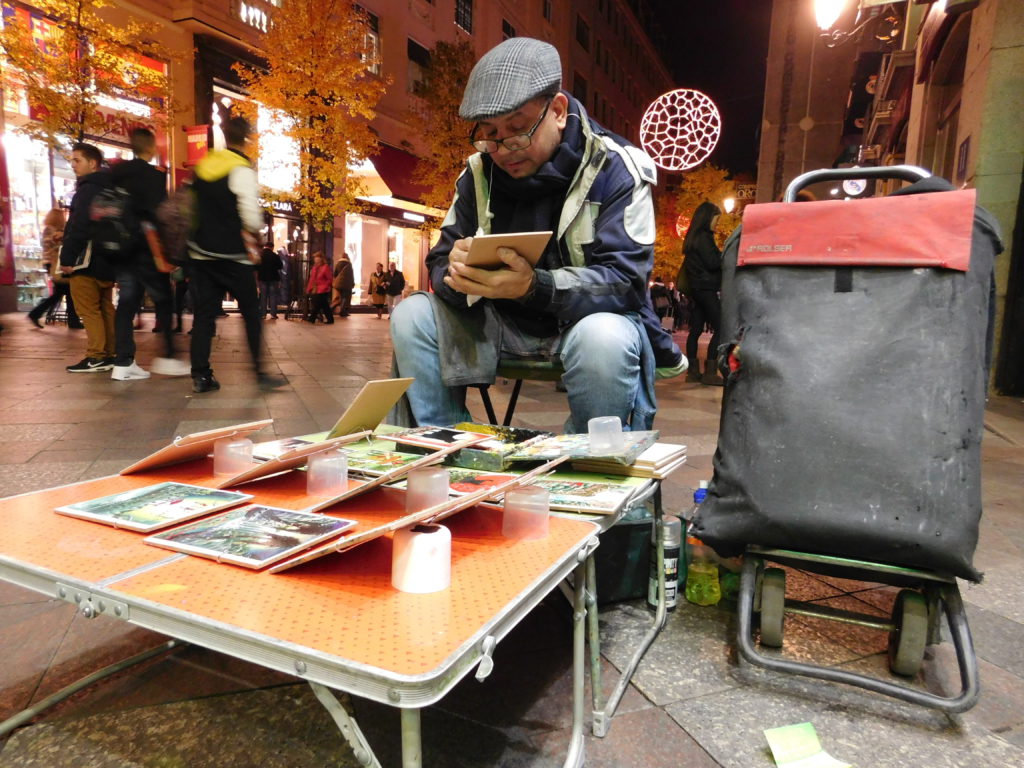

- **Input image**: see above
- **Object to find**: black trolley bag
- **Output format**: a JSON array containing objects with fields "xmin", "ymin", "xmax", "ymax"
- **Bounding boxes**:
[{"xmin": 691, "ymin": 166, "xmax": 1003, "ymax": 711}]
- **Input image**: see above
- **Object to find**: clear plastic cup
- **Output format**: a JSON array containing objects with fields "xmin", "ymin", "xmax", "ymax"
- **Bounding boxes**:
[
  {"xmin": 213, "ymin": 436, "xmax": 254, "ymax": 476},
  {"xmin": 405, "ymin": 466, "xmax": 450, "ymax": 513},
  {"xmin": 306, "ymin": 450, "xmax": 348, "ymax": 497},
  {"xmin": 588, "ymin": 415, "xmax": 624, "ymax": 454},
  {"xmin": 502, "ymin": 486, "xmax": 550, "ymax": 539}
]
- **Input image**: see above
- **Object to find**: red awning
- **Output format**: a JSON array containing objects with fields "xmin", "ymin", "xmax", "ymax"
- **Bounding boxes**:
[{"xmin": 368, "ymin": 144, "xmax": 432, "ymax": 204}]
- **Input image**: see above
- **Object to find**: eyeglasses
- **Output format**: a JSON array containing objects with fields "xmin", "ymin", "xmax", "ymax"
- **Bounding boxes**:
[{"xmin": 469, "ymin": 97, "xmax": 553, "ymax": 154}]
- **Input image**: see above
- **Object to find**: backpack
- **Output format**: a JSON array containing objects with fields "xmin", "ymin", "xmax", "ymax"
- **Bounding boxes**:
[
  {"xmin": 155, "ymin": 182, "xmax": 196, "ymax": 266},
  {"xmin": 89, "ymin": 185, "xmax": 139, "ymax": 261},
  {"xmin": 675, "ymin": 261, "xmax": 692, "ymax": 297}
]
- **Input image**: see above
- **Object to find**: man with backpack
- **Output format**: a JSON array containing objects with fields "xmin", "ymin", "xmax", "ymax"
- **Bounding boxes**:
[
  {"xmin": 106, "ymin": 128, "xmax": 190, "ymax": 380},
  {"xmin": 59, "ymin": 143, "xmax": 116, "ymax": 372}
]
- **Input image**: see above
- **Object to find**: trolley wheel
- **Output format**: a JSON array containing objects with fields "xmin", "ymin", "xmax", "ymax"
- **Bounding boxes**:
[
  {"xmin": 888, "ymin": 590, "xmax": 928, "ymax": 677},
  {"xmin": 758, "ymin": 567, "xmax": 786, "ymax": 648}
]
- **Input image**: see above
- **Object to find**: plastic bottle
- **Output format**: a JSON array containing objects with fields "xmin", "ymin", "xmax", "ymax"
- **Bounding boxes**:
[
  {"xmin": 684, "ymin": 483, "xmax": 721, "ymax": 606},
  {"xmin": 647, "ymin": 514, "xmax": 682, "ymax": 611}
]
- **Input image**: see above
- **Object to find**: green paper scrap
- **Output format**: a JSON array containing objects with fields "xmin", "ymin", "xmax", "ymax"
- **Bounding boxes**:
[{"xmin": 763, "ymin": 722, "xmax": 851, "ymax": 768}]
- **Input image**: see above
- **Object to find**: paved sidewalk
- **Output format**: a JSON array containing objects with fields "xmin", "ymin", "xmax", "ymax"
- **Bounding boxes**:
[{"xmin": 1, "ymin": 311, "xmax": 1022, "ymax": 767}]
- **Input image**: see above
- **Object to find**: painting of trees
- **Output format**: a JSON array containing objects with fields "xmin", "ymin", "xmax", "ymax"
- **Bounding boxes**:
[
  {"xmin": 0, "ymin": 0, "xmax": 176, "ymax": 149},
  {"xmin": 408, "ymin": 39, "xmax": 476, "ymax": 211},
  {"xmin": 235, "ymin": 0, "xmax": 388, "ymax": 237}
]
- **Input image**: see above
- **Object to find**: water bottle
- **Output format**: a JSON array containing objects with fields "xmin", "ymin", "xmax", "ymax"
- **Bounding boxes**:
[
  {"xmin": 684, "ymin": 483, "xmax": 721, "ymax": 606},
  {"xmin": 647, "ymin": 514, "xmax": 682, "ymax": 611}
]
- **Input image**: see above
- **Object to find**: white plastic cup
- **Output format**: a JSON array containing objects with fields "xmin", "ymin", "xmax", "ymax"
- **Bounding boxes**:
[
  {"xmin": 306, "ymin": 450, "xmax": 348, "ymax": 497},
  {"xmin": 502, "ymin": 486, "xmax": 550, "ymax": 540},
  {"xmin": 405, "ymin": 466, "xmax": 450, "ymax": 513},
  {"xmin": 588, "ymin": 415, "xmax": 624, "ymax": 454},
  {"xmin": 213, "ymin": 436, "xmax": 254, "ymax": 476},
  {"xmin": 391, "ymin": 523, "xmax": 452, "ymax": 593}
]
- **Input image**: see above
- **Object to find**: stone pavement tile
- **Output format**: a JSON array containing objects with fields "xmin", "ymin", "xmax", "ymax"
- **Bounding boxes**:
[
  {"xmin": 0, "ymin": 440, "xmax": 49, "ymax": 464},
  {"xmin": 3, "ymin": 462, "xmax": 92, "ymax": 497},
  {"xmin": 0, "ymin": 424, "xmax": 73, "ymax": 441},
  {"xmin": 962, "ymin": 552, "xmax": 1024, "ymax": 624},
  {"xmin": 0, "ymin": 581, "xmax": 50, "ymax": 609},
  {"xmin": 41, "ymin": 644, "xmax": 297, "ymax": 722},
  {"xmin": 0, "ymin": 686, "xmax": 363, "ymax": 768},
  {"xmin": 946, "ymin": 650, "xmax": 1024, "ymax": 749},
  {"xmin": 666, "ymin": 669, "xmax": 1024, "ymax": 768},
  {"xmin": 0, "ymin": 600, "xmax": 76, "ymax": 722},
  {"xmin": 532, "ymin": 707, "xmax": 722, "ymax": 768},
  {"xmin": 962, "ymin": 602, "xmax": 1024, "ymax": 677}
]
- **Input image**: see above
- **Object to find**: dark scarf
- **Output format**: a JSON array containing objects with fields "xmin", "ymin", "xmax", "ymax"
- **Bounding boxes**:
[{"xmin": 481, "ymin": 96, "xmax": 588, "ymax": 336}]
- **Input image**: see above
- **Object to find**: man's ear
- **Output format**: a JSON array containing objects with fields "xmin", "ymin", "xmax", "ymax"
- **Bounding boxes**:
[{"xmin": 552, "ymin": 92, "xmax": 569, "ymax": 130}]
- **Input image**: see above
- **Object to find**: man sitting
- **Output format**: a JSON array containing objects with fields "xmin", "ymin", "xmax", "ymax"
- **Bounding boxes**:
[{"xmin": 390, "ymin": 37, "xmax": 683, "ymax": 431}]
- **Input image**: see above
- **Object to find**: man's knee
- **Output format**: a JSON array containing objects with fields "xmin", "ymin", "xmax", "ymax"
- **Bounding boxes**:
[
  {"xmin": 390, "ymin": 293, "xmax": 434, "ymax": 346},
  {"xmin": 562, "ymin": 313, "xmax": 641, "ymax": 369}
]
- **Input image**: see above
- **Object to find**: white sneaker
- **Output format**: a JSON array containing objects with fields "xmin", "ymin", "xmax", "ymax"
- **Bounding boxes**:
[
  {"xmin": 150, "ymin": 357, "xmax": 191, "ymax": 376},
  {"xmin": 111, "ymin": 362, "xmax": 151, "ymax": 381}
]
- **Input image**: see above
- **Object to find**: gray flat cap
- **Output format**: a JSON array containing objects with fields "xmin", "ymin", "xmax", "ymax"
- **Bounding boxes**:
[{"xmin": 459, "ymin": 38, "xmax": 562, "ymax": 121}]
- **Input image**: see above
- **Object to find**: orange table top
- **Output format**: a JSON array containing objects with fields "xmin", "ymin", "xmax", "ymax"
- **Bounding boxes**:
[{"xmin": 2, "ymin": 464, "xmax": 598, "ymax": 687}]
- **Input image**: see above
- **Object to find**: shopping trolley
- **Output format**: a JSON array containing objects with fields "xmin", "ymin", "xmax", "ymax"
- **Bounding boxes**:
[{"xmin": 691, "ymin": 166, "xmax": 1004, "ymax": 712}]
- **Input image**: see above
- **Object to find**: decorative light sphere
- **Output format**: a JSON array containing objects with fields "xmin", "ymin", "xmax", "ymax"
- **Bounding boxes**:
[
  {"xmin": 640, "ymin": 89, "xmax": 722, "ymax": 172},
  {"xmin": 675, "ymin": 214, "xmax": 691, "ymax": 238}
]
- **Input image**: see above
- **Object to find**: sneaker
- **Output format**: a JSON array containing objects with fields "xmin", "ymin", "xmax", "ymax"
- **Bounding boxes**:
[
  {"xmin": 67, "ymin": 357, "xmax": 113, "ymax": 373},
  {"xmin": 111, "ymin": 361, "xmax": 151, "ymax": 381},
  {"xmin": 151, "ymin": 357, "xmax": 191, "ymax": 377},
  {"xmin": 192, "ymin": 374, "xmax": 221, "ymax": 393}
]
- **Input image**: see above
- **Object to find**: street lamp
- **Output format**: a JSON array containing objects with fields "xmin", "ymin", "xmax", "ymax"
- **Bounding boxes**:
[
  {"xmin": 814, "ymin": 0, "xmax": 906, "ymax": 48},
  {"xmin": 723, "ymin": 197, "xmax": 736, "ymax": 214}
]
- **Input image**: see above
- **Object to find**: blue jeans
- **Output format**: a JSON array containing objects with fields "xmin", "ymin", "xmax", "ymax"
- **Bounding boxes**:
[
  {"xmin": 115, "ymin": 256, "xmax": 175, "ymax": 365},
  {"xmin": 390, "ymin": 293, "xmax": 643, "ymax": 431},
  {"xmin": 259, "ymin": 281, "xmax": 279, "ymax": 317}
]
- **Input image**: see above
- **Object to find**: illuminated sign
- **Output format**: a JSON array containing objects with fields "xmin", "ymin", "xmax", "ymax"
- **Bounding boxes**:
[{"xmin": 640, "ymin": 89, "xmax": 722, "ymax": 172}]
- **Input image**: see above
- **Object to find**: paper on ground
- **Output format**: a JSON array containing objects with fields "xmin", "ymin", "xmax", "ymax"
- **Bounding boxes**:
[{"xmin": 763, "ymin": 722, "xmax": 851, "ymax": 768}]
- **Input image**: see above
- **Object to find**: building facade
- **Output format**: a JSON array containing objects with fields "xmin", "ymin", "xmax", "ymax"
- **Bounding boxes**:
[
  {"xmin": 757, "ymin": 0, "xmax": 1023, "ymax": 393},
  {"xmin": 1, "ymin": 0, "xmax": 675, "ymax": 312}
]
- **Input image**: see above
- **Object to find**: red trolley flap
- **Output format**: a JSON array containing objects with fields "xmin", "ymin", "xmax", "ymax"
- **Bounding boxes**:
[{"xmin": 737, "ymin": 188, "xmax": 976, "ymax": 271}]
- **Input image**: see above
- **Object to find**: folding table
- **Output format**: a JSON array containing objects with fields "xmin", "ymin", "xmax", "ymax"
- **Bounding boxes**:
[{"xmin": 0, "ymin": 465, "xmax": 605, "ymax": 767}]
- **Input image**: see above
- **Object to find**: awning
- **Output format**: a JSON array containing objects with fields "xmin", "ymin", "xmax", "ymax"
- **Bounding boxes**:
[{"xmin": 368, "ymin": 144, "xmax": 432, "ymax": 204}]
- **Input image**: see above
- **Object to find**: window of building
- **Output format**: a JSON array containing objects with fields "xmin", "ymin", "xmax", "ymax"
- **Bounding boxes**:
[
  {"xmin": 573, "ymin": 72, "xmax": 587, "ymax": 107},
  {"xmin": 455, "ymin": 0, "xmax": 473, "ymax": 33},
  {"xmin": 502, "ymin": 19, "xmax": 516, "ymax": 40},
  {"xmin": 407, "ymin": 39, "xmax": 430, "ymax": 96},
  {"xmin": 356, "ymin": 6, "xmax": 380, "ymax": 74},
  {"xmin": 575, "ymin": 14, "xmax": 590, "ymax": 51},
  {"xmin": 543, "ymin": 0, "xmax": 552, "ymax": 23}
]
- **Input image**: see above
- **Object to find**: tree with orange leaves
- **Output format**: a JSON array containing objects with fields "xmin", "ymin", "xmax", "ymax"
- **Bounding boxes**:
[
  {"xmin": 235, "ymin": 0, "xmax": 389, "ymax": 236},
  {"xmin": 0, "ymin": 0, "xmax": 176, "ymax": 150}
]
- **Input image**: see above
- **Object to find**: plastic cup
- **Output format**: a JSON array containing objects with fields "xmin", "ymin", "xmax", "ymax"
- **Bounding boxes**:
[
  {"xmin": 405, "ymin": 466, "xmax": 450, "ymax": 513},
  {"xmin": 502, "ymin": 486, "xmax": 550, "ymax": 539},
  {"xmin": 213, "ymin": 436, "xmax": 254, "ymax": 476},
  {"xmin": 306, "ymin": 450, "xmax": 348, "ymax": 497},
  {"xmin": 588, "ymin": 415, "xmax": 623, "ymax": 454}
]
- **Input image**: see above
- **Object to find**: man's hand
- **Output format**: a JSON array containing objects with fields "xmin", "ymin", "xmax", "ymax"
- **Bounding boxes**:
[
  {"xmin": 60, "ymin": 265, "xmax": 73, "ymax": 276},
  {"xmin": 445, "ymin": 239, "xmax": 535, "ymax": 300}
]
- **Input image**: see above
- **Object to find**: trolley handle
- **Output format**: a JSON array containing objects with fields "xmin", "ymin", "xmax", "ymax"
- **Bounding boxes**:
[{"xmin": 784, "ymin": 165, "xmax": 931, "ymax": 203}]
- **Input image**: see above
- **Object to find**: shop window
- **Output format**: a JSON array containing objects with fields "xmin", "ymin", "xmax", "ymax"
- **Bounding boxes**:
[
  {"xmin": 502, "ymin": 19, "xmax": 516, "ymax": 40},
  {"xmin": 455, "ymin": 0, "xmax": 473, "ymax": 34},
  {"xmin": 575, "ymin": 14, "xmax": 590, "ymax": 52},
  {"xmin": 407, "ymin": 39, "xmax": 430, "ymax": 96}
]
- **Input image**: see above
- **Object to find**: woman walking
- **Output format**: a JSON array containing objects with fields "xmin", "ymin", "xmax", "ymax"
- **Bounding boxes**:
[
  {"xmin": 367, "ymin": 262, "xmax": 388, "ymax": 319},
  {"xmin": 305, "ymin": 252, "xmax": 333, "ymax": 324},
  {"xmin": 682, "ymin": 202, "xmax": 723, "ymax": 386}
]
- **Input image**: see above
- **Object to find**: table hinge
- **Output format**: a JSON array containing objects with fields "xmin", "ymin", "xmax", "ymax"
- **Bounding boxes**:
[{"xmin": 56, "ymin": 583, "xmax": 129, "ymax": 620}]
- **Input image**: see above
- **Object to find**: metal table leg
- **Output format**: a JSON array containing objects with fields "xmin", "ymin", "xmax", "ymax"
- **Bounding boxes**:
[
  {"xmin": 563, "ymin": 557, "xmax": 588, "ymax": 768},
  {"xmin": 590, "ymin": 484, "xmax": 669, "ymax": 737},
  {"xmin": 309, "ymin": 681, "xmax": 383, "ymax": 768},
  {"xmin": 400, "ymin": 708, "xmax": 423, "ymax": 768}
]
